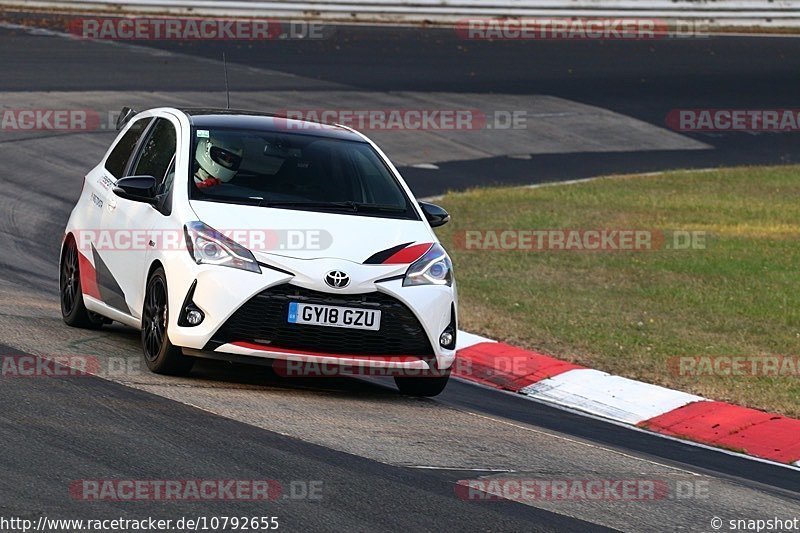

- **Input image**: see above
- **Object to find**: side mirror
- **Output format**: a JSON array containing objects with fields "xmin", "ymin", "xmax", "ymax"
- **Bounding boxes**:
[
  {"xmin": 419, "ymin": 202, "xmax": 450, "ymax": 228},
  {"xmin": 113, "ymin": 175, "xmax": 158, "ymax": 204},
  {"xmin": 116, "ymin": 106, "xmax": 138, "ymax": 130}
]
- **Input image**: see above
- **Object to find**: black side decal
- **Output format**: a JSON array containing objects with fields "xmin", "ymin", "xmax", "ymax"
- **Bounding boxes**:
[
  {"xmin": 91, "ymin": 246, "xmax": 129, "ymax": 313},
  {"xmin": 363, "ymin": 242, "xmax": 413, "ymax": 265},
  {"xmin": 375, "ymin": 274, "xmax": 405, "ymax": 284},
  {"xmin": 257, "ymin": 261, "xmax": 295, "ymax": 276}
]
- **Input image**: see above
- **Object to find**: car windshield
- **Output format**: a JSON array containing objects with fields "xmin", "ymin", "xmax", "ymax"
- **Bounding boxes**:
[{"xmin": 188, "ymin": 127, "xmax": 417, "ymax": 220}]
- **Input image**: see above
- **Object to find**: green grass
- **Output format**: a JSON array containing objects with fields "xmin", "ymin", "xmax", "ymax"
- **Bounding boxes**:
[{"xmin": 435, "ymin": 165, "xmax": 800, "ymax": 417}]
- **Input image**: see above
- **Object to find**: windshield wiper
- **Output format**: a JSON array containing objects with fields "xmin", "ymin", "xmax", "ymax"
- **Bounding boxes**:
[
  {"xmin": 258, "ymin": 200, "xmax": 357, "ymax": 211},
  {"xmin": 258, "ymin": 200, "xmax": 407, "ymax": 213},
  {"xmin": 348, "ymin": 202, "xmax": 408, "ymax": 213},
  {"xmin": 195, "ymin": 193, "xmax": 261, "ymax": 206}
]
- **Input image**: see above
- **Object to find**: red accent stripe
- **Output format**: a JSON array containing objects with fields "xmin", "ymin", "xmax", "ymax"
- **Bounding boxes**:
[
  {"xmin": 77, "ymin": 251, "xmax": 101, "ymax": 300},
  {"xmin": 640, "ymin": 401, "xmax": 800, "ymax": 464},
  {"xmin": 230, "ymin": 341, "xmax": 424, "ymax": 363},
  {"xmin": 454, "ymin": 342, "xmax": 584, "ymax": 391},
  {"xmin": 382, "ymin": 243, "xmax": 433, "ymax": 264}
]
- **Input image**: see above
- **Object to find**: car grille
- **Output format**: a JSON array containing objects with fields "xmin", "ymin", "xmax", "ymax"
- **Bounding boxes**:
[{"xmin": 208, "ymin": 284, "xmax": 435, "ymax": 357}]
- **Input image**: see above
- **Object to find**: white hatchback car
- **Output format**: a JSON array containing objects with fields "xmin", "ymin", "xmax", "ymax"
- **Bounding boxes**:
[{"xmin": 60, "ymin": 107, "xmax": 457, "ymax": 396}]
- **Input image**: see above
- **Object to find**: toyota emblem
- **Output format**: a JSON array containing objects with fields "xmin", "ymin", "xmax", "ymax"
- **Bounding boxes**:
[{"xmin": 325, "ymin": 270, "xmax": 350, "ymax": 288}]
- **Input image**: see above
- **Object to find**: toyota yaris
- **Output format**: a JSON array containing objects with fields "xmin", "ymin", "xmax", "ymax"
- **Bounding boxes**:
[{"xmin": 59, "ymin": 107, "xmax": 457, "ymax": 396}]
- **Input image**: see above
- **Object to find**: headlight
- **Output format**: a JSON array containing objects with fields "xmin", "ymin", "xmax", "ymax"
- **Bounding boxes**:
[
  {"xmin": 403, "ymin": 243, "xmax": 453, "ymax": 287},
  {"xmin": 184, "ymin": 221, "xmax": 261, "ymax": 274}
]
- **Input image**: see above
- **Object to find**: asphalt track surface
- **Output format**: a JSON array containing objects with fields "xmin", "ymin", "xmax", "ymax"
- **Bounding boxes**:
[{"xmin": 0, "ymin": 13, "xmax": 799, "ymax": 532}]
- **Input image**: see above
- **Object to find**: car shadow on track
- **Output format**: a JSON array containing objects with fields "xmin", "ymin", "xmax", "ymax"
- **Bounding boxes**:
[{"xmin": 106, "ymin": 324, "xmax": 408, "ymax": 400}]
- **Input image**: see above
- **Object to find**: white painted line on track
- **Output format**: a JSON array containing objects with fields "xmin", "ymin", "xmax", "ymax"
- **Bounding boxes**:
[
  {"xmin": 453, "ymin": 399, "xmax": 704, "ymax": 476},
  {"xmin": 405, "ymin": 466, "xmax": 516, "ymax": 472},
  {"xmin": 0, "ymin": 21, "xmax": 305, "ymax": 77},
  {"xmin": 419, "ymin": 168, "xmax": 723, "ymax": 203}
]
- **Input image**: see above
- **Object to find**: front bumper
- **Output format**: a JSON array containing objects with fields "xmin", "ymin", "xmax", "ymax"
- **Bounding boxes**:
[{"xmin": 164, "ymin": 254, "xmax": 457, "ymax": 371}]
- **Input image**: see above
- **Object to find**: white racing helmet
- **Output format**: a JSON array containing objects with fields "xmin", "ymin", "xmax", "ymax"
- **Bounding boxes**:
[{"xmin": 195, "ymin": 134, "xmax": 244, "ymax": 182}]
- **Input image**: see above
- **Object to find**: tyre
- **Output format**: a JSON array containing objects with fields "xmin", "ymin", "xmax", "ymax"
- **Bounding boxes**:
[
  {"xmin": 142, "ymin": 267, "xmax": 194, "ymax": 375},
  {"xmin": 394, "ymin": 370, "xmax": 450, "ymax": 397},
  {"xmin": 60, "ymin": 237, "xmax": 104, "ymax": 329}
]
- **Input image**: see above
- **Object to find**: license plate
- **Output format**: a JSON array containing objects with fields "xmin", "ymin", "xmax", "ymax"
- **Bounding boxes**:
[{"xmin": 287, "ymin": 302, "xmax": 381, "ymax": 331}]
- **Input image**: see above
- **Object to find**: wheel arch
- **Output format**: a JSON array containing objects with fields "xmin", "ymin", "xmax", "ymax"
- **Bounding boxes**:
[
  {"xmin": 60, "ymin": 231, "xmax": 76, "ymax": 264},
  {"xmin": 146, "ymin": 259, "xmax": 165, "ymax": 282}
]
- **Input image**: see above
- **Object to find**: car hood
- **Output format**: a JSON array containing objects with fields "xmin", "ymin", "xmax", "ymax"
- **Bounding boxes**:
[{"xmin": 189, "ymin": 200, "xmax": 436, "ymax": 264}]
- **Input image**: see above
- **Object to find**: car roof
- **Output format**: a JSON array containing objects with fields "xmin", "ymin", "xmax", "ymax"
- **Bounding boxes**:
[{"xmin": 179, "ymin": 108, "xmax": 366, "ymax": 142}]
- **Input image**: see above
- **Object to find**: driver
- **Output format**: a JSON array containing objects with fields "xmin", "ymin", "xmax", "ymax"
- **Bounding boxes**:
[{"xmin": 194, "ymin": 134, "xmax": 244, "ymax": 189}]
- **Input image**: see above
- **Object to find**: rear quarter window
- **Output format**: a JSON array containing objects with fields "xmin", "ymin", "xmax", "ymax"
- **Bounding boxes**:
[
  {"xmin": 131, "ymin": 118, "xmax": 177, "ymax": 183},
  {"xmin": 104, "ymin": 118, "xmax": 150, "ymax": 178}
]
